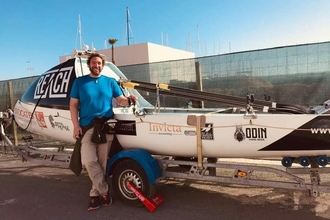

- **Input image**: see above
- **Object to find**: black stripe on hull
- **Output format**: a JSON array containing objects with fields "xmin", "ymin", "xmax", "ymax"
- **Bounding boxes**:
[{"xmin": 259, "ymin": 116, "xmax": 330, "ymax": 151}]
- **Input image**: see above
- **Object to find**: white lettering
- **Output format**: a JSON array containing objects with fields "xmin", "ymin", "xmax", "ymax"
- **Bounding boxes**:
[{"xmin": 34, "ymin": 67, "xmax": 73, "ymax": 99}]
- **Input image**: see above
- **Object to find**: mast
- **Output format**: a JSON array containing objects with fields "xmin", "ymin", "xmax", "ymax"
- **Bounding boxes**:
[
  {"xmin": 126, "ymin": 7, "xmax": 130, "ymax": 45},
  {"xmin": 166, "ymin": 32, "xmax": 169, "ymax": 46},
  {"xmin": 75, "ymin": 14, "xmax": 85, "ymax": 50},
  {"xmin": 161, "ymin": 32, "xmax": 164, "ymax": 45},
  {"xmin": 197, "ymin": 25, "xmax": 201, "ymax": 56},
  {"xmin": 125, "ymin": 7, "xmax": 134, "ymax": 45},
  {"xmin": 78, "ymin": 14, "xmax": 83, "ymax": 50}
]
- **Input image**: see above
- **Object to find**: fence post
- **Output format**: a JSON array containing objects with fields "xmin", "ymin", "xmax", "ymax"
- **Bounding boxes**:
[
  {"xmin": 195, "ymin": 61, "xmax": 204, "ymax": 108},
  {"xmin": 7, "ymin": 80, "xmax": 18, "ymax": 146}
]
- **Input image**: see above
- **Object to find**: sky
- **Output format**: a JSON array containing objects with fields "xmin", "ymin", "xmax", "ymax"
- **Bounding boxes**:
[{"xmin": 1, "ymin": 0, "xmax": 330, "ymax": 80}]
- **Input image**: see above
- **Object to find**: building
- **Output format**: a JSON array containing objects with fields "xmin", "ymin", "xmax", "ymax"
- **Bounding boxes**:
[{"xmin": 59, "ymin": 42, "xmax": 195, "ymax": 66}]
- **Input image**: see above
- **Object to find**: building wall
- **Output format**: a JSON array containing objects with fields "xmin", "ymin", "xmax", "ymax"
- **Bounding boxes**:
[
  {"xmin": 120, "ymin": 41, "xmax": 330, "ymax": 107},
  {"xmin": 146, "ymin": 43, "xmax": 195, "ymax": 63},
  {"xmin": 99, "ymin": 43, "xmax": 150, "ymax": 66},
  {"xmin": 196, "ymin": 42, "xmax": 330, "ymax": 79},
  {"xmin": 59, "ymin": 42, "xmax": 195, "ymax": 66}
]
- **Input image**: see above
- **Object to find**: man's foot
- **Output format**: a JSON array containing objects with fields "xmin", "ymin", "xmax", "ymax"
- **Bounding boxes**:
[
  {"xmin": 88, "ymin": 196, "xmax": 100, "ymax": 211},
  {"xmin": 101, "ymin": 193, "xmax": 112, "ymax": 206}
]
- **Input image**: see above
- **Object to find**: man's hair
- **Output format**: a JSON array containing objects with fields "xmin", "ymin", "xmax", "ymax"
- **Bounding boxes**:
[{"xmin": 87, "ymin": 53, "xmax": 106, "ymax": 67}]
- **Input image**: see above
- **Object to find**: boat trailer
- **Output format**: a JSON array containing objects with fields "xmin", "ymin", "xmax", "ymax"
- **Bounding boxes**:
[{"xmin": 1, "ymin": 110, "xmax": 330, "ymax": 208}]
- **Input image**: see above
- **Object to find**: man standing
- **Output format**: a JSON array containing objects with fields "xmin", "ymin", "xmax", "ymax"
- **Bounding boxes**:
[{"xmin": 70, "ymin": 53, "xmax": 137, "ymax": 211}]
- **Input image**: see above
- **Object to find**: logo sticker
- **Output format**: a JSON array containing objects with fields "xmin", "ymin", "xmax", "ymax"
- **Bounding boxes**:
[
  {"xmin": 234, "ymin": 125, "xmax": 245, "ymax": 142},
  {"xmin": 234, "ymin": 126, "xmax": 267, "ymax": 142},
  {"xmin": 149, "ymin": 122, "xmax": 182, "ymax": 136},
  {"xmin": 49, "ymin": 115, "xmax": 70, "ymax": 131},
  {"xmin": 34, "ymin": 67, "xmax": 73, "ymax": 99},
  {"xmin": 116, "ymin": 120, "xmax": 136, "ymax": 135},
  {"xmin": 35, "ymin": 111, "xmax": 47, "ymax": 128},
  {"xmin": 201, "ymin": 123, "xmax": 214, "ymax": 140}
]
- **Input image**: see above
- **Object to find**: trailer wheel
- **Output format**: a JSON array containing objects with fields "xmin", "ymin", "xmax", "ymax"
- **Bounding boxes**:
[
  {"xmin": 281, "ymin": 157, "xmax": 293, "ymax": 168},
  {"xmin": 316, "ymin": 155, "xmax": 329, "ymax": 167},
  {"xmin": 112, "ymin": 159, "xmax": 156, "ymax": 207},
  {"xmin": 299, "ymin": 156, "xmax": 311, "ymax": 167}
]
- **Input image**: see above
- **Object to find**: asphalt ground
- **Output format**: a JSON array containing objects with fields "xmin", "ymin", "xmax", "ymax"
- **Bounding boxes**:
[{"xmin": 1, "ymin": 154, "xmax": 330, "ymax": 220}]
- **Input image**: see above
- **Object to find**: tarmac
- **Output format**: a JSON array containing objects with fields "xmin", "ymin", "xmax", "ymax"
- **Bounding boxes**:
[{"xmin": 1, "ymin": 154, "xmax": 330, "ymax": 220}]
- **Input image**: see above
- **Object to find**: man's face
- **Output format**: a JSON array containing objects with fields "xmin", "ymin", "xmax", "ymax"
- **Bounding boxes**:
[{"xmin": 89, "ymin": 57, "xmax": 104, "ymax": 76}]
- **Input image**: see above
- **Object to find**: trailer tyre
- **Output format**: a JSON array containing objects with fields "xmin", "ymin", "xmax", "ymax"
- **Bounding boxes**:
[
  {"xmin": 112, "ymin": 159, "xmax": 156, "ymax": 207},
  {"xmin": 299, "ymin": 156, "xmax": 311, "ymax": 167},
  {"xmin": 316, "ymin": 155, "xmax": 329, "ymax": 167}
]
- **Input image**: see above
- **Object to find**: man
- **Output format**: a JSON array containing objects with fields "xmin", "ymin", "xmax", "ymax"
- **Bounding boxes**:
[{"xmin": 70, "ymin": 53, "xmax": 137, "ymax": 211}]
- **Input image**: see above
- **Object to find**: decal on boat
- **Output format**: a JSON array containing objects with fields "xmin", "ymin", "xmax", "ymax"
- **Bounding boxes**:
[
  {"xmin": 234, "ymin": 126, "xmax": 267, "ymax": 142},
  {"xmin": 260, "ymin": 117, "xmax": 330, "ymax": 151},
  {"xmin": 201, "ymin": 123, "xmax": 214, "ymax": 140},
  {"xmin": 246, "ymin": 127, "xmax": 267, "ymax": 141},
  {"xmin": 35, "ymin": 111, "xmax": 47, "ymax": 128},
  {"xmin": 49, "ymin": 115, "xmax": 70, "ymax": 131},
  {"xmin": 149, "ymin": 122, "xmax": 182, "ymax": 136},
  {"xmin": 234, "ymin": 125, "xmax": 245, "ymax": 142},
  {"xmin": 34, "ymin": 67, "xmax": 73, "ymax": 99},
  {"xmin": 310, "ymin": 119, "xmax": 330, "ymax": 134},
  {"xmin": 14, "ymin": 108, "xmax": 34, "ymax": 119},
  {"xmin": 310, "ymin": 128, "xmax": 330, "ymax": 134},
  {"xmin": 116, "ymin": 120, "xmax": 136, "ymax": 136}
]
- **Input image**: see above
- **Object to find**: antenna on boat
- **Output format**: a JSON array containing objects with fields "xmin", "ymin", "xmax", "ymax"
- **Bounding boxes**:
[{"xmin": 74, "ymin": 14, "xmax": 94, "ymax": 57}]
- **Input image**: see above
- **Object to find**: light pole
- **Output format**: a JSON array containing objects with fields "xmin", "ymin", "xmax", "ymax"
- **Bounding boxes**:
[{"xmin": 27, "ymin": 61, "xmax": 34, "ymax": 76}]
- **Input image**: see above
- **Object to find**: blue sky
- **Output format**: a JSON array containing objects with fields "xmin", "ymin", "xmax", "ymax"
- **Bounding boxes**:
[{"xmin": 1, "ymin": 0, "xmax": 330, "ymax": 80}]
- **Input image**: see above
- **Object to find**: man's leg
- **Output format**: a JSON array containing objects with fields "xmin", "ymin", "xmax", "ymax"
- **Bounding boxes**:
[
  {"xmin": 97, "ymin": 134, "xmax": 114, "ymax": 206},
  {"xmin": 81, "ymin": 129, "xmax": 114, "ymax": 208},
  {"xmin": 89, "ymin": 134, "xmax": 113, "ymax": 195},
  {"xmin": 81, "ymin": 128, "xmax": 105, "ymax": 210},
  {"xmin": 81, "ymin": 128, "xmax": 107, "ymax": 197}
]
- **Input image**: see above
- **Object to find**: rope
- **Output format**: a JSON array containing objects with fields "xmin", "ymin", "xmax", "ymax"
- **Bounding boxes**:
[{"xmin": 120, "ymin": 118, "xmax": 314, "ymax": 132}]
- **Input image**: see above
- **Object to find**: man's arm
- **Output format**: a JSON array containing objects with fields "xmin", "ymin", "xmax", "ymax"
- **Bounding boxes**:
[
  {"xmin": 115, "ymin": 94, "xmax": 137, "ymax": 107},
  {"xmin": 70, "ymin": 97, "xmax": 82, "ymax": 139}
]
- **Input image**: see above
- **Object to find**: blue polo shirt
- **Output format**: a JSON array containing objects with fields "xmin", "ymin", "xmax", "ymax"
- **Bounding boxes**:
[{"xmin": 70, "ymin": 75, "xmax": 123, "ymax": 126}]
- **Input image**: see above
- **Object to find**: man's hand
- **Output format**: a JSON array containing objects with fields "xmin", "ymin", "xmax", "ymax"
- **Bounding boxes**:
[
  {"xmin": 73, "ymin": 125, "xmax": 82, "ymax": 140},
  {"xmin": 130, "ymin": 94, "xmax": 138, "ymax": 103}
]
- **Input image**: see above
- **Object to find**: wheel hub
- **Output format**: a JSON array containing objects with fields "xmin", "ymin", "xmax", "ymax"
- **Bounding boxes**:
[{"xmin": 119, "ymin": 170, "xmax": 143, "ymax": 200}]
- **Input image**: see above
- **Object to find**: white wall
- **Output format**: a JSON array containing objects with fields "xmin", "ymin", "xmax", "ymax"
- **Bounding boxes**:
[
  {"xmin": 99, "ymin": 43, "xmax": 150, "ymax": 66},
  {"xmin": 59, "ymin": 42, "xmax": 195, "ymax": 66},
  {"xmin": 147, "ymin": 43, "xmax": 195, "ymax": 63}
]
